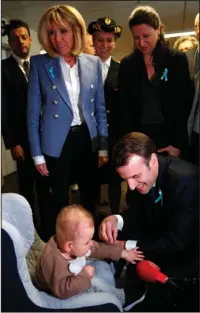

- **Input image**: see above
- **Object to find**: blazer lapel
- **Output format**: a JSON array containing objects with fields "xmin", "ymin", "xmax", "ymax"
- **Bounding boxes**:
[
  {"xmin": 43, "ymin": 56, "xmax": 72, "ymax": 109},
  {"xmin": 77, "ymin": 54, "xmax": 89, "ymax": 110}
]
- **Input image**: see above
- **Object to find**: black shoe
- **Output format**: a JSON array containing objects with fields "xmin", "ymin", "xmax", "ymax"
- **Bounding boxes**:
[{"xmin": 123, "ymin": 284, "xmax": 148, "ymax": 311}]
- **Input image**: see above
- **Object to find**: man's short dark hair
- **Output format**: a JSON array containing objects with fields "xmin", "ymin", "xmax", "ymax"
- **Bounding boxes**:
[
  {"xmin": 2, "ymin": 19, "xmax": 30, "ymax": 39},
  {"xmin": 112, "ymin": 132, "xmax": 157, "ymax": 168}
]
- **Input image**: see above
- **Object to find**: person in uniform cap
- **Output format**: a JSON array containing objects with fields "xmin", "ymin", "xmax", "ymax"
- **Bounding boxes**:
[
  {"xmin": 88, "ymin": 17, "xmax": 122, "ymax": 213},
  {"xmin": 88, "ymin": 17, "xmax": 122, "ymax": 40}
]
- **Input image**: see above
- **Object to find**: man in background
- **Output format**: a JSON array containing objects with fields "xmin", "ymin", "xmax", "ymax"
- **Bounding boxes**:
[
  {"xmin": 185, "ymin": 13, "xmax": 199, "ymax": 79},
  {"xmin": 187, "ymin": 13, "xmax": 199, "ymax": 165},
  {"xmin": 2, "ymin": 19, "xmax": 50, "ymax": 239}
]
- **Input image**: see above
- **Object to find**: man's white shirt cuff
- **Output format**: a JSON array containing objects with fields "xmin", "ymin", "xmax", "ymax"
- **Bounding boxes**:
[
  {"xmin": 114, "ymin": 214, "xmax": 124, "ymax": 231},
  {"xmin": 33, "ymin": 155, "xmax": 46, "ymax": 166},
  {"xmin": 125, "ymin": 240, "xmax": 138, "ymax": 250}
]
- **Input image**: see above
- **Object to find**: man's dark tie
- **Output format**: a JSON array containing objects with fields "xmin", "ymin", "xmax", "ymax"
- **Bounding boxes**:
[{"xmin": 23, "ymin": 60, "xmax": 29, "ymax": 78}]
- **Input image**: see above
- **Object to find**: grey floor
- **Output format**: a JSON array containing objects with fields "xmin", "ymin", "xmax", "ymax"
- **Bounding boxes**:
[{"xmin": 2, "ymin": 171, "xmax": 128, "ymax": 216}]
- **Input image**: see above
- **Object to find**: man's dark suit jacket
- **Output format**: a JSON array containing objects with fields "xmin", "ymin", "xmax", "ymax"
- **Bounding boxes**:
[
  {"xmin": 185, "ymin": 47, "xmax": 196, "ymax": 79},
  {"xmin": 2, "ymin": 55, "xmax": 29, "ymax": 149},
  {"xmin": 117, "ymin": 41, "xmax": 195, "ymax": 151},
  {"xmin": 121, "ymin": 155, "xmax": 199, "ymax": 276}
]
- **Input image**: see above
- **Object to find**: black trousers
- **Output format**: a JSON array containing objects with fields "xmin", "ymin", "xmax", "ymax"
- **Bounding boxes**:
[
  {"xmin": 16, "ymin": 145, "xmax": 50, "ymax": 234},
  {"xmin": 44, "ymin": 123, "xmax": 97, "ymax": 237},
  {"xmin": 95, "ymin": 132, "xmax": 122, "ymax": 214}
]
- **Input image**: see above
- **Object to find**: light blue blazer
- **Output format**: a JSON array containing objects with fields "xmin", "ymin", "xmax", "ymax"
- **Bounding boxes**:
[{"xmin": 27, "ymin": 53, "xmax": 108, "ymax": 158}]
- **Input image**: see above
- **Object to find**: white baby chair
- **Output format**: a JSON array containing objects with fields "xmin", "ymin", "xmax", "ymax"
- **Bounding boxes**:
[{"xmin": 2, "ymin": 193, "xmax": 123, "ymax": 312}]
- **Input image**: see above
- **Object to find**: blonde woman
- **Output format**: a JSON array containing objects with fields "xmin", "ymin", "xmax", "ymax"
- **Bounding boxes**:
[
  {"xmin": 27, "ymin": 5, "xmax": 108, "ymax": 238},
  {"xmin": 173, "ymin": 35, "xmax": 198, "ymax": 52}
]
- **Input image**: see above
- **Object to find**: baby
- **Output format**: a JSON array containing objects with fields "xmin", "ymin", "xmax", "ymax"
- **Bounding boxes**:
[{"xmin": 34, "ymin": 204, "xmax": 144, "ymax": 300}]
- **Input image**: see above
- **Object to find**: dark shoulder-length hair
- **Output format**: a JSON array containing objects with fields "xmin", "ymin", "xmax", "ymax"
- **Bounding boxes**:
[{"xmin": 128, "ymin": 5, "xmax": 166, "ymax": 45}]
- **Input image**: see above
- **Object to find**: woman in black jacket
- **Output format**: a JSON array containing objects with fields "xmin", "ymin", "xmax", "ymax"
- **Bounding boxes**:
[{"xmin": 117, "ymin": 5, "xmax": 194, "ymax": 157}]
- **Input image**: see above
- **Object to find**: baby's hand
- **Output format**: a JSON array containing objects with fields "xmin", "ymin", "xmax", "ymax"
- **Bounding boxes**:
[
  {"xmin": 121, "ymin": 248, "xmax": 144, "ymax": 264},
  {"xmin": 84, "ymin": 265, "xmax": 95, "ymax": 278}
]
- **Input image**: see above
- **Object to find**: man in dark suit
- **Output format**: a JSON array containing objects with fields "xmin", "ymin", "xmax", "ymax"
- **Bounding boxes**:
[
  {"xmin": 88, "ymin": 17, "xmax": 122, "ymax": 213},
  {"xmin": 2, "ymin": 19, "xmax": 49, "ymax": 237},
  {"xmin": 99, "ymin": 132, "xmax": 198, "ymax": 275},
  {"xmin": 98, "ymin": 132, "xmax": 199, "ymax": 310}
]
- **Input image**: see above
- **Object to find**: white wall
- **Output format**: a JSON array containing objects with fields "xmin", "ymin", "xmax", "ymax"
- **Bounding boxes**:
[{"xmin": 30, "ymin": 30, "xmax": 41, "ymax": 56}]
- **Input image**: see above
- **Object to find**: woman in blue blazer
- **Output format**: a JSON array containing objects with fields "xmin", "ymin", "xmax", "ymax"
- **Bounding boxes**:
[{"xmin": 27, "ymin": 4, "xmax": 108, "ymax": 238}]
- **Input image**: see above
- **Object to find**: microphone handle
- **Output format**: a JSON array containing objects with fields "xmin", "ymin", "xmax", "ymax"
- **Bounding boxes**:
[
  {"xmin": 167, "ymin": 277, "xmax": 199, "ymax": 288},
  {"xmin": 166, "ymin": 278, "xmax": 179, "ymax": 288}
]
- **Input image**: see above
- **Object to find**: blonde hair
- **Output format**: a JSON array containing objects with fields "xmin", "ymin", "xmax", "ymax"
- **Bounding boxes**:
[
  {"xmin": 194, "ymin": 13, "xmax": 199, "ymax": 28},
  {"xmin": 56, "ymin": 205, "xmax": 94, "ymax": 247},
  {"xmin": 173, "ymin": 36, "xmax": 198, "ymax": 51},
  {"xmin": 38, "ymin": 4, "xmax": 87, "ymax": 57},
  {"xmin": 83, "ymin": 33, "xmax": 95, "ymax": 55}
]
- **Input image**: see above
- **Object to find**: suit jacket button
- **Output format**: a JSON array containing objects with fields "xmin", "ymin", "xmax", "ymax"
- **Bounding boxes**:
[
  {"xmin": 107, "ymin": 110, "xmax": 110, "ymax": 113},
  {"xmin": 91, "ymin": 112, "xmax": 94, "ymax": 116},
  {"xmin": 52, "ymin": 85, "xmax": 56, "ymax": 89},
  {"xmin": 52, "ymin": 100, "xmax": 57, "ymax": 104},
  {"xmin": 91, "ymin": 99, "xmax": 94, "ymax": 103},
  {"xmin": 107, "ymin": 123, "xmax": 109, "ymax": 127},
  {"xmin": 53, "ymin": 114, "xmax": 59, "ymax": 118}
]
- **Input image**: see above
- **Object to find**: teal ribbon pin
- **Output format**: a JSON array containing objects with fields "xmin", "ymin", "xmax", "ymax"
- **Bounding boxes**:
[
  {"xmin": 49, "ymin": 67, "xmax": 55, "ymax": 79},
  {"xmin": 161, "ymin": 68, "xmax": 168, "ymax": 81},
  {"xmin": 155, "ymin": 189, "xmax": 163, "ymax": 206}
]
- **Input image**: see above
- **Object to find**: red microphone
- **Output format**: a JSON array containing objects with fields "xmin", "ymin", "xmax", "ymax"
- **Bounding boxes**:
[{"xmin": 136, "ymin": 260, "xmax": 168, "ymax": 284}]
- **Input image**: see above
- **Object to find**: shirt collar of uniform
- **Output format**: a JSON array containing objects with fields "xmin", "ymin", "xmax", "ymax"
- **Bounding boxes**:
[
  {"xmin": 101, "ymin": 55, "xmax": 112, "ymax": 68},
  {"xmin": 12, "ymin": 51, "xmax": 30, "ymax": 67}
]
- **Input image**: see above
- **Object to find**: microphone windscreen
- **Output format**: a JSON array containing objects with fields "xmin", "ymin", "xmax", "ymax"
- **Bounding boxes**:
[{"xmin": 136, "ymin": 260, "xmax": 168, "ymax": 284}]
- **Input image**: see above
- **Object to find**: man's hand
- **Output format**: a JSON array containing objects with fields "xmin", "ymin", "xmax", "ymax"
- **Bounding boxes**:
[
  {"xmin": 99, "ymin": 215, "xmax": 118, "ymax": 244},
  {"xmin": 11, "ymin": 145, "xmax": 24, "ymax": 161},
  {"xmin": 121, "ymin": 248, "xmax": 144, "ymax": 264},
  {"xmin": 84, "ymin": 265, "xmax": 94, "ymax": 278},
  {"xmin": 36, "ymin": 163, "xmax": 49, "ymax": 176},
  {"xmin": 98, "ymin": 156, "xmax": 108, "ymax": 168},
  {"xmin": 158, "ymin": 145, "xmax": 180, "ymax": 157}
]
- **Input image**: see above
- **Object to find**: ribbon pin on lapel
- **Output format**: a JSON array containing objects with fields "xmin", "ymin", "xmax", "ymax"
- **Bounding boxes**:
[
  {"xmin": 49, "ymin": 67, "xmax": 55, "ymax": 79},
  {"xmin": 155, "ymin": 189, "xmax": 163, "ymax": 206},
  {"xmin": 161, "ymin": 68, "xmax": 168, "ymax": 81}
]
